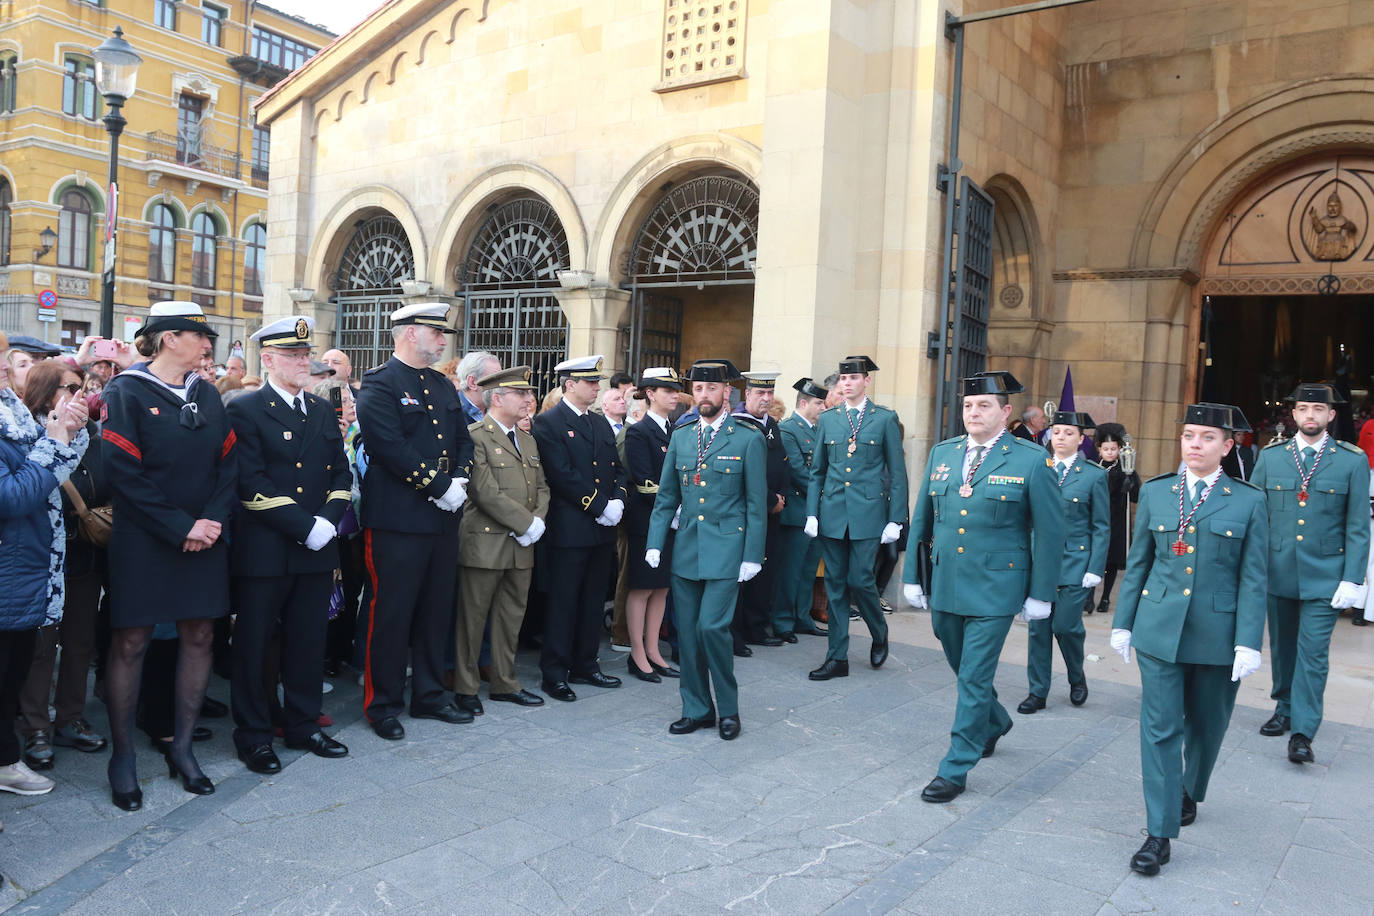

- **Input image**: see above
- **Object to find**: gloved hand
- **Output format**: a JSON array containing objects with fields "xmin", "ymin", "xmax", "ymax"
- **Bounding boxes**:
[
  {"xmin": 1110, "ymin": 628, "xmax": 1132, "ymax": 663},
  {"xmin": 1082, "ymin": 572, "xmax": 1103, "ymax": 589},
  {"xmin": 803, "ymin": 516, "xmax": 819, "ymax": 538},
  {"xmin": 432, "ymin": 478, "xmax": 468, "ymax": 512},
  {"xmin": 645, "ymin": 548, "xmax": 661, "ymax": 569},
  {"xmin": 1331, "ymin": 580, "xmax": 1363, "ymax": 609},
  {"xmin": 738, "ymin": 561, "xmax": 762, "ymax": 582},
  {"xmin": 670, "ymin": 506, "xmax": 681, "ymax": 530},
  {"xmin": 515, "ymin": 516, "xmax": 545, "ymax": 547},
  {"xmin": 304, "ymin": 516, "xmax": 335, "ymax": 551},
  {"xmin": 596, "ymin": 498, "xmax": 625, "ymax": 527},
  {"xmin": 904, "ymin": 583, "xmax": 928, "ymax": 610},
  {"xmin": 1231, "ymin": 646, "xmax": 1262, "ymax": 682},
  {"xmin": 880, "ymin": 522, "xmax": 902, "ymax": 545},
  {"xmin": 1021, "ymin": 597, "xmax": 1052, "ymax": 621}
]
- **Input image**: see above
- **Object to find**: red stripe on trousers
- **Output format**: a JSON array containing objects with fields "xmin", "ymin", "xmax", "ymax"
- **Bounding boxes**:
[{"xmin": 361, "ymin": 528, "xmax": 380, "ymax": 722}]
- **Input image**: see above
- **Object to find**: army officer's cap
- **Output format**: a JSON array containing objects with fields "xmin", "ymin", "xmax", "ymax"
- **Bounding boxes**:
[
  {"xmin": 741, "ymin": 371, "xmax": 780, "ymax": 389},
  {"xmin": 838, "ymin": 355, "xmax": 879, "ymax": 374},
  {"xmin": 961, "ymin": 370, "xmax": 1024, "ymax": 396},
  {"xmin": 479, "ymin": 365, "xmax": 537, "ymax": 391},
  {"xmin": 553, "ymin": 354, "xmax": 606, "ymax": 380},
  {"xmin": 390, "ymin": 302, "xmax": 457, "ymax": 333},
  {"xmin": 1286, "ymin": 382, "xmax": 1345, "ymax": 405},
  {"xmin": 792, "ymin": 377, "xmax": 829, "ymax": 400},
  {"xmin": 251, "ymin": 315, "xmax": 314, "ymax": 349},
  {"xmin": 1050, "ymin": 410, "xmax": 1096, "ymax": 431},
  {"xmin": 685, "ymin": 359, "xmax": 742, "ymax": 384},
  {"xmin": 634, "ymin": 366, "xmax": 683, "ymax": 396},
  {"xmin": 138, "ymin": 300, "xmax": 218, "ymax": 339}
]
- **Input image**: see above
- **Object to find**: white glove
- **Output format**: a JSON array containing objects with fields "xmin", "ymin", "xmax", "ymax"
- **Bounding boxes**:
[
  {"xmin": 904, "ymin": 583, "xmax": 928, "ymax": 610},
  {"xmin": 1231, "ymin": 646, "xmax": 1262, "ymax": 682},
  {"xmin": 1082, "ymin": 572, "xmax": 1103, "ymax": 589},
  {"xmin": 880, "ymin": 522, "xmax": 902, "ymax": 545},
  {"xmin": 304, "ymin": 516, "xmax": 335, "ymax": 551},
  {"xmin": 803, "ymin": 516, "xmax": 819, "ymax": 538},
  {"xmin": 1021, "ymin": 597, "xmax": 1052, "ymax": 621},
  {"xmin": 1331, "ymin": 580, "xmax": 1363, "ymax": 610},
  {"xmin": 738, "ymin": 561, "xmax": 762, "ymax": 582},
  {"xmin": 596, "ymin": 498, "xmax": 625, "ymax": 527},
  {"xmin": 1110, "ymin": 628, "xmax": 1132, "ymax": 663},
  {"xmin": 670, "ymin": 506, "xmax": 681, "ymax": 530},
  {"xmin": 514, "ymin": 516, "xmax": 545, "ymax": 547},
  {"xmin": 645, "ymin": 549, "xmax": 661, "ymax": 569},
  {"xmin": 431, "ymin": 478, "xmax": 468, "ymax": 512}
]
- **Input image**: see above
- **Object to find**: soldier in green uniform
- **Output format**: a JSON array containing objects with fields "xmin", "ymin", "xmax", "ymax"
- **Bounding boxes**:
[
  {"xmin": 1249, "ymin": 383, "xmax": 1369, "ymax": 764},
  {"xmin": 646, "ymin": 360, "xmax": 767, "ymax": 741},
  {"xmin": 772, "ymin": 378, "xmax": 829, "ymax": 642},
  {"xmin": 804, "ymin": 356, "xmax": 907, "ymax": 680},
  {"xmin": 1020, "ymin": 410, "xmax": 1109, "ymax": 714},
  {"xmin": 1111, "ymin": 403, "xmax": 1267, "ymax": 876},
  {"xmin": 903, "ymin": 371, "xmax": 1063, "ymax": 803}
]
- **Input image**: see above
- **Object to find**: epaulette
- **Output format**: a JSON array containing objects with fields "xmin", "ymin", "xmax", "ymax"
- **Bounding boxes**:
[
  {"xmin": 1010, "ymin": 436, "xmax": 1047, "ymax": 451},
  {"xmin": 1229, "ymin": 478, "xmax": 1262, "ymax": 491},
  {"xmin": 869, "ymin": 402, "xmax": 891, "ymax": 412},
  {"xmin": 1337, "ymin": 440, "xmax": 1365, "ymax": 456},
  {"xmin": 937, "ymin": 434, "xmax": 966, "ymax": 447},
  {"xmin": 468, "ymin": 419, "xmax": 486, "ymax": 433},
  {"xmin": 1144, "ymin": 472, "xmax": 1180, "ymax": 485},
  {"xmin": 733, "ymin": 413, "xmax": 764, "ymax": 432},
  {"xmin": 1081, "ymin": 458, "xmax": 1106, "ymax": 470},
  {"xmin": 362, "ymin": 363, "xmax": 386, "ymax": 377},
  {"xmin": 1262, "ymin": 437, "xmax": 1288, "ymax": 449}
]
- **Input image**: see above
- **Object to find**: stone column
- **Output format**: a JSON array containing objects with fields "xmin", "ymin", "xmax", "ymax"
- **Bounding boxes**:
[
  {"xmin": 553, "ymin": 287, "xmax": 631, "ymax": 370},
  {"xmin": 263, "ymin": 102, "xmax": 316, "ymax": 327}
]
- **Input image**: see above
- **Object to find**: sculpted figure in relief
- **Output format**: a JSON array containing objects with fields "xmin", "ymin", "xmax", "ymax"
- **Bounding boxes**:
[{"xmin": 1307, "ymin": 189, "xmax": 1358, "ymax": 261}]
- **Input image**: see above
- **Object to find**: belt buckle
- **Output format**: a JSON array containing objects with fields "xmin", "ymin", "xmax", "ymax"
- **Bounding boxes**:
[{"xmin": 438, "ymin": 457, "xmax": 450, "ymax": 473}]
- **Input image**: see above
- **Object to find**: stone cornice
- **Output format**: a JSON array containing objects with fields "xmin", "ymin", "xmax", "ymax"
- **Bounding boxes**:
[{"xmin": 1052, "ymin": 267, "xmax": 1200, "ymax": 285}]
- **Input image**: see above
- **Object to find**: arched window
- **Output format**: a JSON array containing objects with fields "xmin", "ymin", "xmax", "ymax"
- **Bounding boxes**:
[
  {"xmin": 57, "ymin": 188, "xmax": 91, "ymax": 270},
  {"xmin": 0, "ymin": 54, "xmax": 16, "ymax": 114},
  {"xmin": 191, "ymin": 212, "xmax": 218, "ymax": 308},
  {"xmin": 243, "ymin": 222, "xmax": 266, "ymax": 296},
  {"xmin": 148, "ymin": 204, "xmax": 177, "ymax": 284},
  {"xmin": 0, "ymin": 179, "xmax": 11, "ymax": 267}
]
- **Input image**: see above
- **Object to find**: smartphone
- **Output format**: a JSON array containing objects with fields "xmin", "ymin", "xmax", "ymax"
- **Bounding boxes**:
[
  {"xmin": 92, "ymin": 339, "xmax": 119, "ymax": 361},
  {"xmin": 330, "ymin": 386, "xmax": 343, "ymax": 420}
]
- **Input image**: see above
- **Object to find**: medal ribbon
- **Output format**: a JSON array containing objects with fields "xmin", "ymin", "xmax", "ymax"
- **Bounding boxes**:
[
  {"xmin": 964, "ymin": 429, "xmax": 1006, "ymax": 490},
  {"xmin": 1175, "ymin": 472, "xmax": 1218, "ymax": 546},
  {"xmin": 1290, "ymin": 434, "xmax": 1327, "ymax": 500}
]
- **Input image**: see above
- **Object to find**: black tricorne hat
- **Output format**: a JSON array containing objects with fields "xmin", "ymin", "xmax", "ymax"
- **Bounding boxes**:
[
  {"xmin": 684, "ymin": 359, "xmax": 742, "ymax": 384},
  {"xmin": 1180, "ymin": 403, "xmax": 1244, "ymax": 433},
  {"xmin": 838, "ymin": 355, "xmax": 879, "ymax": 375},
  {"xmin": 961, "ymin": 370, "xmax": 1024, "ymax": 397},
  {"xmin": 1050, "ymin": 410, "xmax": 1096, "ymax": 430},
  {"xmin": 1286, "ymin": 382, "xmax": 1345, "ymax": 405},
  {"xmin": 792, "ymin": 377, "xmax": 829, "ymax": 400}
]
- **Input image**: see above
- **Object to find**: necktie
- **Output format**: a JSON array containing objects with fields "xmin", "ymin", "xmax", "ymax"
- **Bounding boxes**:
[
  {"xmin": 1055, "ymin": 461, "xmax": 1066, "ymax": 477},
  {"xmin": 968, "ymin": 445, "xmax": 985, "ymax": 476},
  {"xmin": 614, "ymin": 422, "xmax": 623, "ymax": 434},
  {"xmin": 507, "ymin": 428, "xmax": 520, "ymax": 456},
  {"xmin": 294, "ymin": 396, "xmax": 306, "ymax": 420},
  {"xmin": 1191, "ymin": 478, "xmax": 1205, "ymax": 509},
  {"xmin": 1301, "ymin": 446, "xmax": 1315, "ymax": 474}
]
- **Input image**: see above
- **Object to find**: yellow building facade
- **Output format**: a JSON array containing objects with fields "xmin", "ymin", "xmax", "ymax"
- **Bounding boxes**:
[{"xmin": 0, "ymin": 0, "xmax": 332, "ymax": 349}]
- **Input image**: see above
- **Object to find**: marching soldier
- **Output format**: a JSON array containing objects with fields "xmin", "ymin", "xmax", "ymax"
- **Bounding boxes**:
[
  {"xmin": 1111, "ymin": 403, "xmax": 1267, "ymax": 876},
  {"xmin": 646, "ymin": 359, "xmax": 766, "ymax": 740},
  {"xmin": 1250, "ymin": 383, "xmax": 1369, "ymax": 764},
  {"xmin": 805, "ymin": 356, "xmax": 907, "ymax": 680},
  {"xmin": 903, "ymin": 371, "xmax": 1063, "ymax": 803},
  {"xmin": 731, "ymin": 371, "xmax": 789, "ymax": 652},
  {"xmin": 454, "ymin": 367, "xmax": 550, "ymax": 714},
  {"xmin": 355, "ymin": 302, "xmax": 475, "ymax": 740},
  {"xmin": 227, "ymin": 316, "xmax": 352, "ymax": 772},
  {"xmin": 772, "ymin": 378, "xmax": 829, "ymax": 642},
  {"xmin": 1020, "ymin": 410, "xmax": 1109, "ymax": 714},
  {"xmin": 531, "ymin": 355, "xmax": 629, "ymax": 702}
]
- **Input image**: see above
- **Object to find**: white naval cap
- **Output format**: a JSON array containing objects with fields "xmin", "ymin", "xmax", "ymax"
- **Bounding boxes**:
[
  {"xmin": 389, "ymin": 301, "xmax": 457, "ymax": 333},
  {"xmin": 137, "ymin": 300, "xmax": 217, "ymax": 338},
  {"xmin": 553, "ymin": 355, "xmax": 606, "ymax": 379},
  {"xmin": 740, "ymin": 371, "xmax": 780, "ymax": 389},
  {"xmin": 250, "ymin": 315, "xmax": 314, "ymax": 349}
]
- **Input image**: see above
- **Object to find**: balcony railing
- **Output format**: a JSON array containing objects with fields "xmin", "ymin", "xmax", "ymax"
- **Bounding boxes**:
[{"xmin": 145, "ymin": 129, "xmax": 243, "ymax": 181}]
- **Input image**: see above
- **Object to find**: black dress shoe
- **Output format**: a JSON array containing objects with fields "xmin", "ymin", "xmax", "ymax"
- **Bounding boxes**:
[
  {"xmin": 410, "ymin": 704, "xmax": 475, "ymax": 724},
  {"xmin": 1354, "ymin": 613, "xmax": 1368, "ymax": 626},
  {"xmin": 286, "ymin": 731, "xmax": 348, "ymax": 759},
  {"xmin": 1288, "ymin": 733, "xmax": 1314, "ymax": 764},
  {"xmin": 668, "ymin": 715, "xmax": 715, "ymax": 735},
  {"xmin": 1259, "ymin": 713, "xmax": 1291, "ymax": 736},
  {"xmin": 808, "ymin": 659, "xmax": 849, "ymax": 681},
  {"xmin": 920, "ymin": 776, "xmax": 965, "ymax": 803},
  {"xmin": 110, "ymin": 786, "xmax": 143, "ymax": 812},
  {"xmin": 1069, "ymin": 681, "xmax": 1088, "ymax": 707},
  {"xmin": 200, "ymin": 696, "xmax": 229, "ymax": 718},
  {"xmin": 1129, "ymin": 836, "xmax": 1170, "ymax": 876},
  {"xmin": 455, "ymin": 694, "xmax": 484, "ymax": 716},
  {"xmin": 718, "ymin": 715, "xmax": 741, "ymax": 741},
  {"xmin": 628, "ymin": 658, "xmax": 662, "ymax": 683},
  {"xmin": 983, "ymin": 721, "xmax": 1012, "ymax": 758},
  {"xmin": 797, "ymin": 626, "xmax": 829, "ymax": 637},
  {"xmin": 1017, "ymin": 694, "xmax": 1046, "ymax": 715},
  {"xmin": 650, "ymin": 661, "xmax": 681, "ymax": 679},
  {"xmin": 323, "ymin": 658, "xmax": 344, "ymax": 677},
  {"xmin": 489, "ymin": 689, "xmax": 545, "ymax": 706},
  {"xmin": 372, "ymin": 716, "xmax": 405, "ymax": 740},
  {"xmin": 569, "ymin": 671, "xmax": 622, "ymax": 689},
  {"xmin": 870, "ymin": 639, "xmax": 889, "ymax": 669},
  {"xmin": 748, "ymin": 636, "xmax": 784, "ymax": 647},
  {"xmin": 164, "ymin": 754, "xmax": 215, "ymax": 795},
  {"xmin": 238, "ymin": 744, "xmax": 282, "ymax": 774},
  {"xmin": 542, "ymin": 680, "xmax": 577, "ymax": 702},
  {"xmin": 777, "ymin": 632, "xmax": 798, "ymax": 644},
  {"xmin": 1181, "ymin": 790, "xmax": 1197, "ymax": 827},
  {"xmin": 733, "ymin": 644, "xmax": 753, "ymax": 658}
]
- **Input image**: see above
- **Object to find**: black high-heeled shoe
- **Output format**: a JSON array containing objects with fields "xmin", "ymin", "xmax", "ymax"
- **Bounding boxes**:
[
  {"xmin": 650, "ymin": 660, "xmax": 681, "ymax": 679},
  {"xmin": 162, "ymin": 750, "xmax": 215, "ymax": 796},
  {"xmin": 108, "ymin": 757, "xmax": 143, "ymax": 812},
  {"xmin": 628, "ymin": 657, "xmax": 662, "ymax": 683}
]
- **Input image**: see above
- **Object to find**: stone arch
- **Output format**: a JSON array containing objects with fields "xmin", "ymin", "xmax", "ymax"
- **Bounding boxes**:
[
  {"xmin": 304, "ymin": 185, "xmax": 426, "ymax": 296},
  {"xmin": 387, "ymin": 51, "xmax": 407, "ymax": 85},
  {"xmin": 416, "ymin": 30, "xmax": 441, "ymax": 65},
  {"xmin": 48, "ymin": 176, "xmax": 104, "ymax": 213},
  {"xmin": 985, "ymin": 174, "xmax": 1048, "ymax": 321},
  {"xmin": 362, "ymin": 71, "xmax": 381, "ymax": 103},
  {"xmin": 431, "ymin": 163, "xmax": 586, "ymax": 291},
  {"xmin": 187, "ymin": 202, "xmax": 230, "ymax": 236},
  {"xmin": 334, "ymin": 90, "xmax": 353, "ymax": 122},
  {"xmin": 588, "ymin": 132, "xmax": 763, "ymax": 285},
  {"xmin": 236, "ymin": 210, "xmax": 268, "ymax": 238}
]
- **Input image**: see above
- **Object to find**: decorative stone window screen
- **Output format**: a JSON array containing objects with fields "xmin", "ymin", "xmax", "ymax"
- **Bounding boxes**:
[{"xmin": 655, "ymin": 0, "xmax": 746, "ymax": 92}]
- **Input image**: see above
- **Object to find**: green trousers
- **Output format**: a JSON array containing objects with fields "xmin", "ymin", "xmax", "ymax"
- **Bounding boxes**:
[
  {"xmin": 771, "ymin": 525, "xmax": 822, "ymax": 635},
  {"xmin": 1026, "ymin": 584, "xmax": 1088, "ymax": 699},
  {"xmin": 820, "ymin": 534, "xmax": 888, "ymax": 661},
  {"xmin": 1136, "ymin": 651, "xmax": 1239, "ymax": 838},
  {"xmin": 931, "ymin": 610, "xmax": 1014, "ymax": 786},
  {"xmin": 1267, "ymin": 595, "xmax": 1338, "ymax": 738},
  {"xmin": 671, "ymin": 574, "xmax": 741, "ymax": 720}
]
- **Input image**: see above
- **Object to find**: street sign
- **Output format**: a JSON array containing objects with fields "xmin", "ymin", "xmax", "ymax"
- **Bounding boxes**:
[
  {"xmin": 38, "ymin": 288, "xmax": 57, "ymax": 323},
  {"xmin": 107, "ymin": 182, "xmax": 118, "ymax": 242},
  {"xmin": 123, "ymin": 315, "xmax": 140, "ymax": 343},
  {"xmin": 103, "ymin": 237, "xmax": 116, "ymax": 275},
  {"xmin": 37, "ymin": 309, "xmax": 56, "ymax": 323}
]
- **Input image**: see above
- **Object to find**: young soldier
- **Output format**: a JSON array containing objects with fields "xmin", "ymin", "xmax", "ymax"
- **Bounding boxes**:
[
  {"xmin": 903, "ymin": 370, "xmax": 1063, "ymax": 803},
  {"xmin": 772, "ymin": 378, "xmax": 829, "ymax": 642},
  {"xmin": 731, "ymin": 371, "xmax": 789, "ymax": 652},
  {"xmin": 1111, "ymin": 403, "xmax": 1267, "ymax": 876},
  {"xmin": 1019, "ymin": 410, "xmax": 1109, "ymax": 714},
  {"xmin": 1250, "ymin": 383, "xmax": 1369, "ymax": 764}
]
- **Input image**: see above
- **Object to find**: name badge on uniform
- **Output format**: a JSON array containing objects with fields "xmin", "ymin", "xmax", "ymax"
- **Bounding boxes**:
[{"xmin": 283, "ymin": 431, "xmax": 293, "ymax": 440}]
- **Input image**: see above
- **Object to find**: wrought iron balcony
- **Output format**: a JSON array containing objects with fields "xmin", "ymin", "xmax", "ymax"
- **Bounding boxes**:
[{"xmin": 144, "ymin": 129, "xmax": 242, "ymax": 181}]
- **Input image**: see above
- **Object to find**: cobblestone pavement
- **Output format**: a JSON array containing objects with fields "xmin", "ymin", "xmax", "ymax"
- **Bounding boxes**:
[{"xmin": 3, "ymin": 603, "xmax": 1372, "ymax": 914}]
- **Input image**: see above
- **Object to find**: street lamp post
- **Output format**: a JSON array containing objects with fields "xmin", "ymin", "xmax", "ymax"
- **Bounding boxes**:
[{"xmin": 91, "ymin": 27, "xmax": 142, "ymax": 339}]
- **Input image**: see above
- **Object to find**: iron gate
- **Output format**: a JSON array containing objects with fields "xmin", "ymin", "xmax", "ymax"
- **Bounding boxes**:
[
  {"xmin": 627, "ymin": 290, "xmax": 684, "ymax": 374},
  {"xmin": 464, "ymin": 291, "xmax": 568, "ymax": 397},
  {"xmin": 333, "ymin": 215, "xmax": 415, "ymax": 374},
  {"xmin": 939, "ymin": 176, "xmax": 995, "ymax": 437},
  {"xmin": 335, "ymin": 293, "xmax": 402, "ymax": 376}
]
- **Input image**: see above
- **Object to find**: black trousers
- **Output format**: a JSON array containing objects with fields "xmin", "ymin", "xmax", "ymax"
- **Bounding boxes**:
[
  {"xmin": 361, "ymin": 528, "xmax": 460, "ymax": 722},
  {"xmin": 0, "ymin": 628, "xmax": 39, "ymax": 766},
  {"xmin": 540, "ymin": 544, "xmax": 613, "ymax": 683},
  {"xmin": 733, "ymin": 514, "xmax": 781, "ymax": 642},
  {"xmin": 231, "ymin": 572, "xmax": 332, "ymax": 750},
  {"xmin": 327, "ymin": 533, "xmax": 365, "ymax": 665}
]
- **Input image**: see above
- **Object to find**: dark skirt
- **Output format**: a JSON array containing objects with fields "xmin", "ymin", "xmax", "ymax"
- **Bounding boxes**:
[
  {"xmin": 626, "ymin": 531, "xmax": 674, "ymax": 591},
  {"xmin": 108, "ymin": 525, "xmax": 230, "ymax": 628}
]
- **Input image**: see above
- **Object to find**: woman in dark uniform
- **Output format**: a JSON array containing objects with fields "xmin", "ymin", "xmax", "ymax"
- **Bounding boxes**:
[
  {"xmin": 1092, "ymin": 422, "xmax": 1139, "ymax": 615},
  {"xmin": 100, "ymin": 302, "xmax": 238, "ymax": 810},
  {"xmin": 622, "ymin": 369, "xmax": 683, "ymax": 682}
]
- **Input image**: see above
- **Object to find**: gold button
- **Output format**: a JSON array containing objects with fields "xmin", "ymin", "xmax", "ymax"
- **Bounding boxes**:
[
  {"xmin": 295, "ymin": 462, "xmax": 302, "ymax": 468},
  {"xmin": 699, "ymin": 497, "xmax": 705, "ymax": 503},
  {"xmin": 957, "ymin": 546, "xmax": 964, "ymax": 553},
  {"xmin": 424, "ymin": 389, "xmax": 429, "ymax": 394},
  {"xmin": 960, "ymin": 510, "xmax": 967, "ymax": 516},
  {"xmin": 1072, "ymin": 497, "xmax": 1079, "ymax": 503},
  {"xmin": 1185, "ymin": 567, "xmax": 1193, "ymax": 574},
  {"xmin": 1183, "ymin": 588, "xmax": 1191, "ymax": 596},
  {"xmin": 483, "ymin": 527, "xmax": 490, "ymax": 532},
  {"xmin": 1157, "ymin": 525, "xmax": 1164, "ymax": 531},
  {"xmin": 1079, "ymin": 545, "xmax": 1085, "ymax": 550},
  {"xmin": 1142, "ymin": 589, "xmax": 1149, "ymax": 596},
  {"xmin": 845, "ymin": 468, "xmax": 851, "ymax": 472},
  {"xmin": 428, "ymin": 405, "xmax": 434, "ymax": 410},
  {"xmin": 698, "ymin": 515, "xmax": 704, "ymax": 521},
  {"xmin": 1226, "ymin": 530, "xmax": 1232, "ymax": 536},
  {"xmin": 432, "ymin": 419, "xmax": 438, "ymax": 424},
  {"xmin": 957, "ymin": 528, "xmax": 965, "ymax": 534},
  {"xmin": 1298, "ymin": 519, "xmax": 1305, "ymax": 526},
  {"xmin": 1000, "ymin": 495, "xmax": 1006, "ymax": 501},
  {"xmin": 1187, "ymin": 546, "xmax": 1194, "ymax": 554},
  {"xmin": 1329, "ymin": 489, "xmax": 1335, "ymax": 493},
  {"xmin": 1297, "ymin": 535, "xmax": 1303, "ymax": 541},
  {"xmin": 593, "ymin": 461, "xmax": 597, "ymax": 466},
  {"xmin": 296, "ymin": 487, "xmax": 303, "ymax": 493},
  {"xmin": 1008, "ymin": 563, "xmax": 1014, "ymax": 568},
  {"xmin": 1188, "ymin": 525, "xmax": 1195, "ymax": 534},
  {"xmin": 845, "ymin": 482, "xmax": 850, "ymax": 486},
  {"xmin": 438, "ymin": 434, "xmax": 443, "ymax": 439}
]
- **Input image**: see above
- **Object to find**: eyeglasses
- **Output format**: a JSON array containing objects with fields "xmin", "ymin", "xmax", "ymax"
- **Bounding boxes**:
[{"xmin": 59, "ymin": 383, "xmax": 82, "ymax": 395}]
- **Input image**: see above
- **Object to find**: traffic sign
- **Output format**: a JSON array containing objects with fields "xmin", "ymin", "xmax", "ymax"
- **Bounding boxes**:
[{"xmin": 38, "ymin": 289, "xmax": 56, "ymax": 309}]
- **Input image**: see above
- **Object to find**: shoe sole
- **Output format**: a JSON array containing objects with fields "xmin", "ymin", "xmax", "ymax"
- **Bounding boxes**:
[
  {"xmin": 0, "ymin": 783, "xmax": 54, "ymax": 796},
  {"xmin": 52, "ymin": 741, "xmax": 106, "ymax": 752}
]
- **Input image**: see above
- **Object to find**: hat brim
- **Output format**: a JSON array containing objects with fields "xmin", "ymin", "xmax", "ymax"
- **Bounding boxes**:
[{"xmin": 138, "ymin": 318, "xmax": 219, "ymax": 338}]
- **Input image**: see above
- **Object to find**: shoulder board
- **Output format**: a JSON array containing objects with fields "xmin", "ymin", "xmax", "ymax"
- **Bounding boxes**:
[
  {"xmin": 820, "ymin": 405, "xmax": 841, "ymax": 415},
  {"xmin": 469, "ymin": 419, "xmax": 486, "ymax": 433},
  {"xmin": 734, "ymin": 420, "xmax": 763, "ymax": 434},
  {"xmin": 1337, "ymin": 440, "xmax": 1364, "ymax": 456},
  {"xmin": 936, "ymin": 434, "xmax": 965, "ymax": 447},
  {"xmin": 1145, "ymin": 472, "xmax": 1177, "ymax": 484},
  {"xmin": 1081, "ymin": 458, "xmax": 1106, "ymax": 471},
  {"xmin": 362, "ymin": 364, "xmax": 386, "ymax": 377},
  {"xmin": 1262, "ymin": 438, "xmax": 1288, "ymax": 450},
  {"xmin": 733, "ymin": 414, "xmax": 763, "ymax": 431},
  {"xmin": 1010, "ymin": 436, "xmax": 1046, "ymax": 451},
  {"xmin": 869, "ymin": 402, "xmax": 892, "ymax": 413},
  {"xmin": 1229, "ymin": 478, "xmax": 1262, "ymax": 491}
]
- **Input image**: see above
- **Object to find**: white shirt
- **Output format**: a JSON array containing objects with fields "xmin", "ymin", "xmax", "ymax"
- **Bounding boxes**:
[
  {"xmin": 645, "ymin": 410, "xmax": 669, "ymax": 434},
  {"xmin": 1183, "ymin": 466, "xmax": 1223, "ymax": 500},
  {"xmin": 268, "ymin": 376, "xmax": 306, "ymax": 415},
  {"xmin": 962, "ymin": 428, "xmax": 1007, "ymax": 478},
  {"xmin": 1052, "ymin": 452, "xmax": 1077, "ymax": 473},
  {"xmin": 795, "ymin": 413, "xmax": 815, "ymax": 429},
  {"xmin": 699, "ymin": 412, "xmax": 726, "ymax": 434},
  {"xmin": 561, "ymin": 395, "xmax": 587, "ymax": 417},
  {"xmin": 605, "ymin": 414, "xmax": 625, "ymax": 435},
  {"xmin": 1294, "ymin": 430, "xmax": 1327, "ymax": 454}
]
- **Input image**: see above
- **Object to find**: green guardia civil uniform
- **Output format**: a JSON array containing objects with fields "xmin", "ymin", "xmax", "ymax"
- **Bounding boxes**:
[
  {"xmin": 1027, "ymin": 454, "xmax": 1110, "ymax": 699},
  {"xmin": 1250, "ymin": 432, "xmax": 1369, "ymax": 739},
  {"xmin": 905, "ymin": 427, "xmax": 1063, "ymax": 786},
  {"xmin": 773, "ymin": 409, "xmax": 823, "ymax": 636},
  {"xmin": 806, "ymin": 387, "xmax": 908, "ymax": 662},
  {"xmin": 1114, "ymin": 466, "xmax": 1267, "ymax": 839},
  {"xmin": 648, "ymin": 413, "xmax": 767, "ymax": 721}
]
